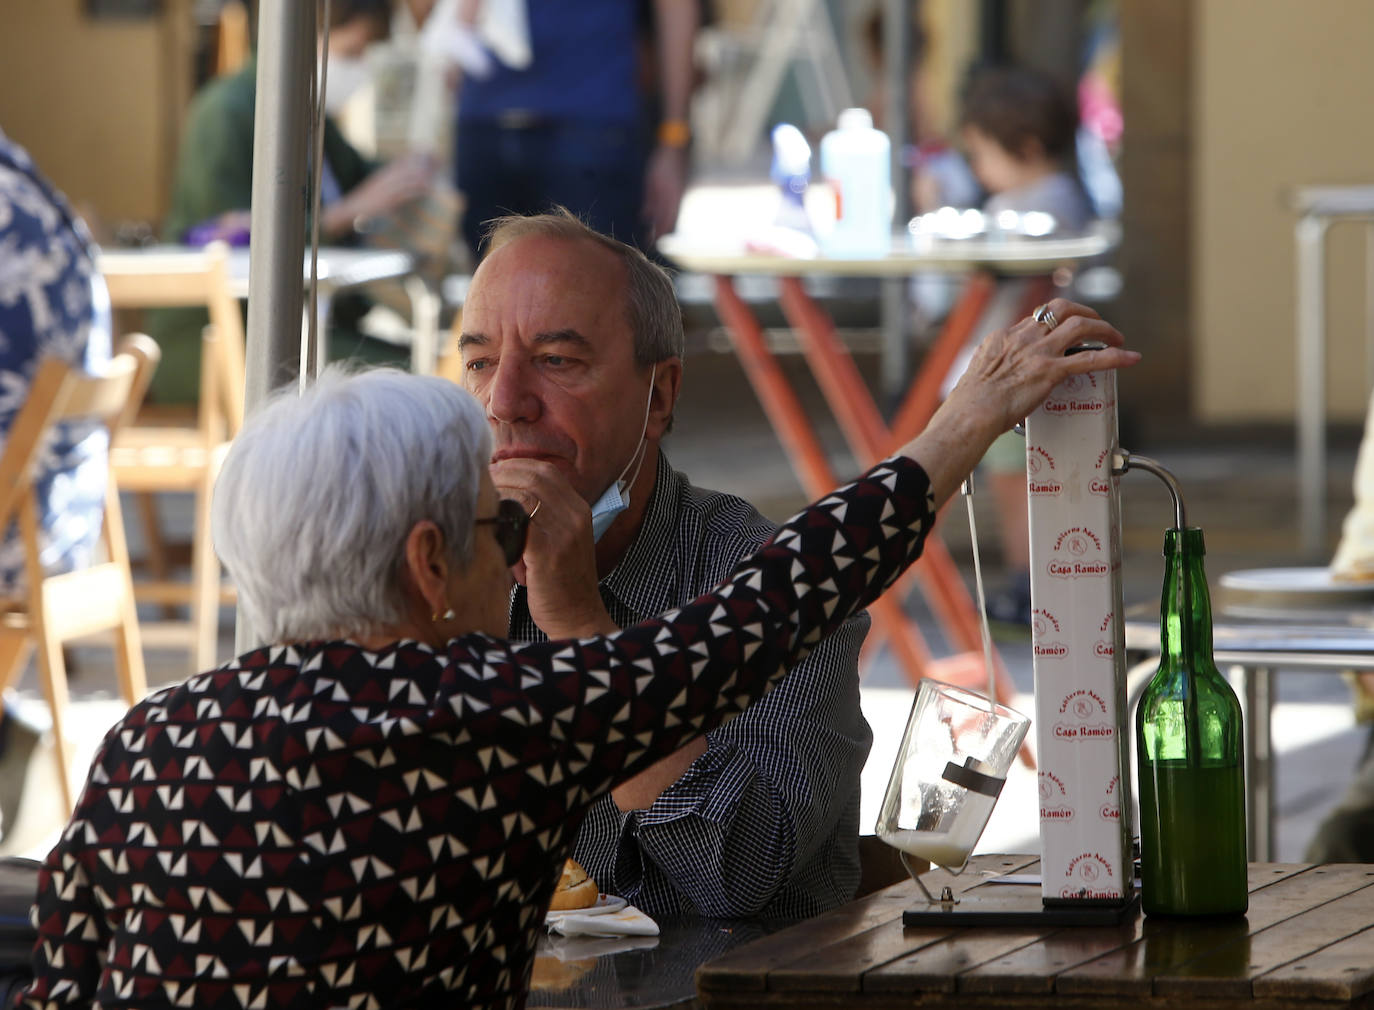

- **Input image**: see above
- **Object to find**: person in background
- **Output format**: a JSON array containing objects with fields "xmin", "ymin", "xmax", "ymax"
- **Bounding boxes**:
[
  {"xmin": 459, "ymin": 210, "xmax": 870, "ymax": 917},
  {"xmin": 1305, "ymin": 388, "xmax": 1374, "ymax": 863},
  {"xmin": 452, "ymin": 0, "xmax": 698, "ymax": 258},
  {"xmin": 20, "ymin": 299, "xmax": 1139, "ymax": 1008},
  {"xmin": 150, "ymin": 0, "xmax": 433, "ymax": 403},
  {"xmin": 0, "ymin": 129, "xmax": 115, "ymax": 838},
  {"xmin": 953, "ymin": 64, "xmax": 1094, "ymax": 625},
  {"xmin": 961, "ymin": 64, "xmax": 1093, "ymax": 233}
]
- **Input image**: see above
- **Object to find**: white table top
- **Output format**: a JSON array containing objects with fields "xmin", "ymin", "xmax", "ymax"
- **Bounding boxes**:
[
  {"xmin": 1288, "ymin": 184, "xmax": 1374, "ymax": 217},
  {"xmin": 97, "ymin": 244, "xmax": 417, "ymax": 300},
  {"xmin": 657, "ymin": 228, "xmax": 1115, "ymax": 278}
]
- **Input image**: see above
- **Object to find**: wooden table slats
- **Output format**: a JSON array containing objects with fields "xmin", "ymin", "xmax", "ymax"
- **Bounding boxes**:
[
  {"xmin": 1254, "ymin": 924, "xmax": 1374, "ymax": 1001},
  {"xmin": 696, "ymin": 857, "xmax": 1374, "ymax": 1009},
  {"xmin": 697, "ymin": 855, "xmax": 1037, "ymax": 994}
]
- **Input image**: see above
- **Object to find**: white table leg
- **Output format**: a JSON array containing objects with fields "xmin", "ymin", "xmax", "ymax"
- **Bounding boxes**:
[
  {"xmin": 1239, "ymin": 664, "xmax": 1275, "ymax": 862},
  {"xmin": 1297, "ymin": 214, "xmax": 1329, "ymax": 558}
]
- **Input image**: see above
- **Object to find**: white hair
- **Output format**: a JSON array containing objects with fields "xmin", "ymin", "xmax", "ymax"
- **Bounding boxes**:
[{"xmin": 211, "ymin": 366, "xmax": 491, "ymax": 646}]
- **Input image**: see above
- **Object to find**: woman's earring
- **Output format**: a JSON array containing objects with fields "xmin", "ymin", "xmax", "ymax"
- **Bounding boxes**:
[{"xmin": 432, "ymin": 608, "xmax": 456, "ymax": 622}]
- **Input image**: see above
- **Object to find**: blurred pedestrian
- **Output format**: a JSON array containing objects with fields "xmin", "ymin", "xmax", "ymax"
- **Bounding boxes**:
[{"xmin": 453, "ymin": 0, "xmax": 698, "ymax": 258}]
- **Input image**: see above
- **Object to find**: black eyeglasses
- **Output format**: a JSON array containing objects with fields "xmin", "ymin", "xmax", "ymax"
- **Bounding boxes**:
[{"xmin": 474, "ymin": 498, "xmax": 531, "ymax": 566}]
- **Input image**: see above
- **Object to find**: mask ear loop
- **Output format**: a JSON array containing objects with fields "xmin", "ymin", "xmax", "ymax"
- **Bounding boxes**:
[{"xmin": 611, "ymin": 364, "xmax": 657, "ymax": 494}]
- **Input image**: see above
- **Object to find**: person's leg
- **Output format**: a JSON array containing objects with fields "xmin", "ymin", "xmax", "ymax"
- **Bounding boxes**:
[
  {"xmin": 455, "ymin": 119, "xmax": 542, "ymax": 261},
  {"xmin": 1305, "ymin": 751, "xmax": 1374, "ymax": 862},
  {"xmin": 982, "ymin": 431, "xmax": 1032, "ymax": 624}
]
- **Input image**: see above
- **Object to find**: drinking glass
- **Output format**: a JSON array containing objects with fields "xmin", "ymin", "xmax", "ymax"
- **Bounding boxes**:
[{"xmin": 876, "ymin": 678, "xmax": 1030, "ymax": 901}]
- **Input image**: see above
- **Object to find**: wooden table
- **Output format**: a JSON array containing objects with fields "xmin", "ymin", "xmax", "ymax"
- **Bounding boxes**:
[
  {"xmin": 529, "ymin": 917, "xmax": 797, "ymax": 1009},
  {"xmin": 697, "ymin": 854, "xmax": 1374, "ymax": 1008}
]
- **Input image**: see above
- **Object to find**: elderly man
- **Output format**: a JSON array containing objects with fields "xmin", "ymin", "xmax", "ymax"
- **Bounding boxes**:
[{"xmin": 458, "ymin": 211, "xmax": 871, "ymax": 918}]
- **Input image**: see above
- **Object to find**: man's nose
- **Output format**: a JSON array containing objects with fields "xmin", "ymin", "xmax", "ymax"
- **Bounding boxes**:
[{"xmin": 485, "ymin": 357, "xmax": 540, "ymax": 425}]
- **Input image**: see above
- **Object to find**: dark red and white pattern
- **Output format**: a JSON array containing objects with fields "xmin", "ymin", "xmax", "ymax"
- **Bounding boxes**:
[
  {"xmin": 18, "ymin": 455, "xmax": 935, "ymax": 1009},
  {"xmin": 513, "ymin": 454, "xmax": 873, "ymax": 919}
]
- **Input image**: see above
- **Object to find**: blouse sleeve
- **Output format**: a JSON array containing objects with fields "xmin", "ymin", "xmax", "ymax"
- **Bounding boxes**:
[{"xmin": 461, "ymin": 455, "xmax": 935, "ymax": 807}]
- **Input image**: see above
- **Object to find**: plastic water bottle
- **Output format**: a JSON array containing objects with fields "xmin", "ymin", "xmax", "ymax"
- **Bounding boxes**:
[
  {"xmin": 818, "ymin": 108, "xmax": 892, "ymax": 258},
  {"xmin": 770, "ymin": 123, "xmax": 814, "ymax": 235}
]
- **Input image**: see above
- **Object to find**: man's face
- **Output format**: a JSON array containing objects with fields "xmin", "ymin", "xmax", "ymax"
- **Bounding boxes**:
[{"xmin": 459, "ymin": 235, "xmax": 652, "ymax": 505}]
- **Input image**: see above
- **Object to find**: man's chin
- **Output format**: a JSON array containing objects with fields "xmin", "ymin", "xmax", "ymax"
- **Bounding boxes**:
[{"xmin": 511, "ymin": 560, "xmax": 528, "ymax": 586}]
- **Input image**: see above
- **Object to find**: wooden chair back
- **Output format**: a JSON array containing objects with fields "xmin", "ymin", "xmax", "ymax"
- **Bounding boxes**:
[
  {"xmin": 0, "ymin": 334, "xmax": 160, "ymax": 813},
  {"xmin": 100, "ymin": 241, "xmax": 245, "ymax": 441}
]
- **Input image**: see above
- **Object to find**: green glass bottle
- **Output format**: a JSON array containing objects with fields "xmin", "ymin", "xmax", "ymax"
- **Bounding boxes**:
[{"xmin": 1135, "ymin": 527, "xmax": 1248, "ymax": 916}]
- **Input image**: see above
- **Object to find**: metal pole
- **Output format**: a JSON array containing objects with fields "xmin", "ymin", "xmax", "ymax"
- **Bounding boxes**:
[
  {"xmin": 881, "ymin": 0, "xmax": 912, "ymax": 410},
  {"xmin": 1296, "ymin": 214, "xmax": 1328, "ymax": 559},
  {"xmin": 238, "ymin": 0, "xmax": 315, "ymax": 652}
]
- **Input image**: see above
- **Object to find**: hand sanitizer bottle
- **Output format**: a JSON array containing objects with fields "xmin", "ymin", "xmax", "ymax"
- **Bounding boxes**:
[{"xmin": 818, "ymin": 108, "xmax": 892, "ymax": 258}]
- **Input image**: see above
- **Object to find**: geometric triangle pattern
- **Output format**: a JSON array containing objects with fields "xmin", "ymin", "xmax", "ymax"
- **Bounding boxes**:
[{"xmin": 17, "ymin": 456, "xmax": 935, "ymax": 1008}]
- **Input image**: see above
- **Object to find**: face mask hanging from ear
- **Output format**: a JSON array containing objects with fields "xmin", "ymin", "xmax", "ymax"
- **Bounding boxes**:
[{"xmin": 589, "ymin": 365, "xmax": 656, "ymax": 542}]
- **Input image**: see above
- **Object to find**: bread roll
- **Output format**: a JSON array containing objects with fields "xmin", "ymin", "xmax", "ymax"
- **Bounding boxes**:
[{"xmin": 549, "ymin": 858, "xmax": 599, "ymax": 911}]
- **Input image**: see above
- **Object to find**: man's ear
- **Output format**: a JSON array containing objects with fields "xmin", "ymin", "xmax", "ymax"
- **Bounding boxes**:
[
  {"xmin": 402, "ymin": 520, "xmax": 452, "ymax": 617},
  {"xmin": 646, "ymin": 357, "xmax": 683, "ymax": 440}
]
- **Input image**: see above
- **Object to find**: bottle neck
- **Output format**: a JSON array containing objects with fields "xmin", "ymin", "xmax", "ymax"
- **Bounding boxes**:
[{"xmin": 1158, "ymin": 526, "xmax": 1216, "ymax": 671}]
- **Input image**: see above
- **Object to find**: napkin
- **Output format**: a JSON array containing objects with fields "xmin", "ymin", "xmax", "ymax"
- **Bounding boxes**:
[{"xmin": 546, "ymin": 903, "xmax": 659, "ymax": 938}]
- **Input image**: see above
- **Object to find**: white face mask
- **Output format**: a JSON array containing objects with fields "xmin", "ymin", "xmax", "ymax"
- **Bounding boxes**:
[
  {"xmin": 323, "ymin": 56, "xmax": 371, "ymax": 115},
  {"xmin": 589, "ymin": 366, "xmax": 656, "ymax": 542}
]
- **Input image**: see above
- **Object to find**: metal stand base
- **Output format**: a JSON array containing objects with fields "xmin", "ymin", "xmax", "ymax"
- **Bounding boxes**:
[{"xmin": 903, "ymin": 892, "xmax": 1140, "ymax": 928}]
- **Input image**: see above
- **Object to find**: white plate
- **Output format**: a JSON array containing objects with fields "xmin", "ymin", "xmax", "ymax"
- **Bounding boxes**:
[
  {"xmin": 1218, "ymin": 566, "xmax": 1374, "ymax": 610},
  {"xmin": 545, "ymin": 893, "xmax": 626, "ymax": 923}
]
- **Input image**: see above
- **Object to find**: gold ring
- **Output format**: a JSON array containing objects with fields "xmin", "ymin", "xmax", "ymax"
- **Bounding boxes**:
[{"xmin": 1033, "ymin": 303, "xmax": 1060, "ymax": 331}]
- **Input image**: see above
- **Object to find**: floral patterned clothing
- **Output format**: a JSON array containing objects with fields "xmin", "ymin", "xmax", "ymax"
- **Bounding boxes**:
[{"xmin": 0, "ymin": 131, "xmax": 111, "ymax": 597}]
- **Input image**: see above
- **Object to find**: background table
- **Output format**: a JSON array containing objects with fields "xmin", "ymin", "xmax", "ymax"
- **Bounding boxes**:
[
  {"xmin": 98, "ymin": 245, "xmax": 440, "ymax": 375},
  {"xmin": 1124, "ymin": 596, "xmax": 1374, "ymax": 863},
  {"xmin": 659, "ymin": 231, "xmax": 1112, "ymax": 710},
  {"xmin": 697, "ymin": 853, "xmax": 1374, "ymax": 1009}
]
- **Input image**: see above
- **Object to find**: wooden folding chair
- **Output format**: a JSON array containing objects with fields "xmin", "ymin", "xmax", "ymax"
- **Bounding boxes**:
[
  {"xmin": 101, "ymin": 242, "xmax": 245, "ymax": 672},
  {"xmin": 0, "ymin": 335, "xmax": 160, "ymax": 813}
]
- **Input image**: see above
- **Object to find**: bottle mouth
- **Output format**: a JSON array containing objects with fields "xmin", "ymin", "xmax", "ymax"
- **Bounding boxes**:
[{"xmin": 1163, "ymin": 526, "xmax": 1206, "ymax": 556}]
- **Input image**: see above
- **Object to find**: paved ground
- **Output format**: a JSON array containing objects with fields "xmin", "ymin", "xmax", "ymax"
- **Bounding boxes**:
[{"xmin": 1, "ymin": 344, "xmax": 1367, "ymax": 870}]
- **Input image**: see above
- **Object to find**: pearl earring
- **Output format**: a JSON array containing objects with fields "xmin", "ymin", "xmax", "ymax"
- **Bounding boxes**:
[{"xmin": 432, "ymin": 607, "xmax": 456, "ymax": 622}]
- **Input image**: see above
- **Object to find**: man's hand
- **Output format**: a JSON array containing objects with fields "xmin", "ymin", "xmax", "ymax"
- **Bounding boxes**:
[
  {"xmin": 642, "ymin": 144, "xmax": 687, "ymax": 244},
  {"xmin": 324, "ymin": 153, "xmax": 435, "ymax": 239},
  {"xmin": 489, "ymin": 458, "xmax": 619, "ymax": 638}
]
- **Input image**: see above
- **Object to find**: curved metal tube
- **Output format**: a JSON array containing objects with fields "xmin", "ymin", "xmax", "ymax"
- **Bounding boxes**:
[{"xmin": 1113, "ymin": 450, "xmax": 1188, "ymax": 530}]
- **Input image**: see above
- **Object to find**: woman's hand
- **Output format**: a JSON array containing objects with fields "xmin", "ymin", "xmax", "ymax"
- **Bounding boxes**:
[{"xmin": 905, "ymin": 298, "xmax": 1141, "ymax": 507}]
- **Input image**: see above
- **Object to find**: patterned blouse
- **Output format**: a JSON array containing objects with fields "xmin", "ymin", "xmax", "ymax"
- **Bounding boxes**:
[
  {"xmin": 513, "ymin": 454, "xmax": 873, "ymax": 919},
  {"xmin": 19, "ymin": 455, "xmax": 936, "ymax": 1009},
  {"xmin": 0, "ymin": 132, "xmax": 111, "ymax": 597}
]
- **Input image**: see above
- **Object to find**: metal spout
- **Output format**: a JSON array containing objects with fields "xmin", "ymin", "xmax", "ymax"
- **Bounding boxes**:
[{"xmin": 1113, "ymin": 450, "xmax": 1188, "ymax": 530}]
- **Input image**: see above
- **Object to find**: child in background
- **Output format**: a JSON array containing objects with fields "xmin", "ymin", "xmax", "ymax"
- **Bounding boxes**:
[
  {"xmin": 961, "ymin": 65, "xmax": 1092, "ymax": 233},
  {"xmin": 955, "ymin": 66, "xmax": 1093, "ymax": 625}
]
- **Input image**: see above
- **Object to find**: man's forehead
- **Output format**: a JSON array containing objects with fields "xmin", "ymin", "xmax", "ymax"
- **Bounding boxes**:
[{"xmin": 464, "ymin": 236, "xmax": 631, "ymax": 341}]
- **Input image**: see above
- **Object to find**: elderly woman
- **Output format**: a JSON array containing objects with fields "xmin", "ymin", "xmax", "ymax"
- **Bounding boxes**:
[{"xmin": 20, "ymin": 301, "xmax": 1136, "ymax": 1009}]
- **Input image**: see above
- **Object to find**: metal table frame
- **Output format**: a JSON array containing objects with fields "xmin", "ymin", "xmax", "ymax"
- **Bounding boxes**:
[
  {"xmin": 1291, "ymin": 185, "xmax": 1374, "ymax": 557},
  {"xmin": 1124, "ymin": 613, "xmax": 1374, "ymax": 862}
]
